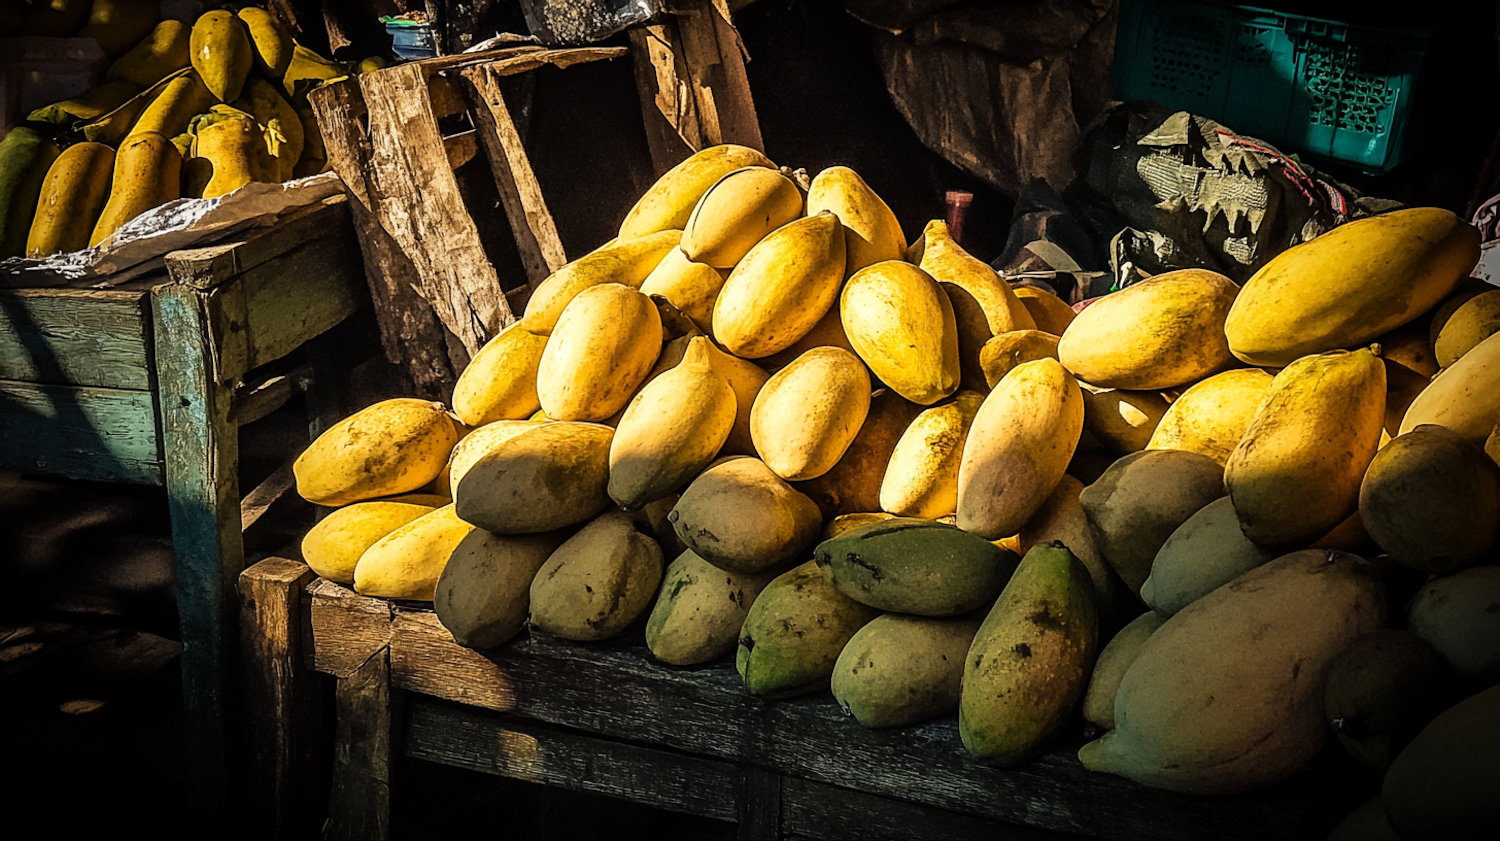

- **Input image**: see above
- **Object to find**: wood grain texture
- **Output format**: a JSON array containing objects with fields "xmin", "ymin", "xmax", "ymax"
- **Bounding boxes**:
[
  {"xmin": 780, "ymin": 777, "xmax": 1077, "ymax": 841},
  {"xmin": 737, "ymin": 766, "xmax": 781, "ymax": 841},
  {"xmin": 164, "ymin": 198, "xmax": 350, "ymax": 292},
  {"xmin": 151, "ymin": 280, "xmax": 243, "ymax": 817},
  {"xmin": 307, "ymin": 579, "xmax": 393, "ymax": 678},
  {"xmin": 239, "ymin": 558, "xmax": 325, "ymax": 840},
  {"xmin": 404, "ymin": 699, "xmax": 740, "ymax": 823},
  {"xmin": 0, "ymin": 288, "xmax": 151, "ymax": 389},
  {"xmin": 629, "ymin": 24, "xmax": 699, "ymax": 172},
  {"xmin": 0, "ymin": 379, "xmax": 160, "ymax": 483},
  {"xmin": 327, "ymin": 648, "xmax": 394, "ymax": 841}
]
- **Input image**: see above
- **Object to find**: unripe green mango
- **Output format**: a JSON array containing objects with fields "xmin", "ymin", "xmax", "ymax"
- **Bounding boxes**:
[
  {"xmin": 832, "ymin": 612, "xmax": 984, "ymax": 728},
  {"xmin": 1141, "ymin": 496, "xmax": 1278, "ymax": 617},
  {"xmin": 1322, "ymin": 629, "xmax": 1450, "ymax": 774},
  {"xmin": 813, "ymin": 517, "xmax": 1019, "ymax": 616},
  {"xmin": 435, "ymin": 529, "xmax": 570, "ymax": 649},
  {"xmin": 1081, "ymin": 609, "xmax": 1163, "ymax": 730},
  {"xmin": 736, "ymin": 561, "xmax": 881, "ymax": 698},
  {"xmin": 1405, "ymin": 565, "xmax": 1500, "ymax": 686},
  {"xmin": 646, "ymin": 549, "xmax": 778, "ymax": 666},
  {"xmin": 1381, "ymin": 683, "xmax": 1500, "ymax": 841},
  {"xmin": 529, "ymin": 511, "xmax": 663, "ymax": 641}
]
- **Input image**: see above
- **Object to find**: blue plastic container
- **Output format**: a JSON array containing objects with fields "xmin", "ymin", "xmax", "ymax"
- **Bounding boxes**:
[
  {"xmin": 385, "ymin": 20, "xmax": 437, "ymax": 60},
  {"xmin": 1114, "ymin": 0, "xmax": 1435, "ymax": 173}
]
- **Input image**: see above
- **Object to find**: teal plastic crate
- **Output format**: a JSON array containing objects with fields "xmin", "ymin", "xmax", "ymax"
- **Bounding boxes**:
[{"xmin": 1114, "ymin": 0, "xmax": 1436, "ymax": 173}]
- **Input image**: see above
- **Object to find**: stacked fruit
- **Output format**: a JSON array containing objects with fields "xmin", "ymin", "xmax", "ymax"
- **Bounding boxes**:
[
  {"xmin": 0, "ymin": 5, "xmax": 371, "ymax": 260},
  {"xmin": 292, "ymin": 144, "xmax": 1499, "ymax": 821}
]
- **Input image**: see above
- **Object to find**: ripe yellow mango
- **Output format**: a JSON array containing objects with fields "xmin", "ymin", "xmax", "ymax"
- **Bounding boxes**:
[
  {"xmin": 1079, "ymin": 384, "xmax": 1171, "ymax": 454},
  {"xmin": 1224, "ymin": 348, "xmax": 1386, "ymax": 546},
  {"xmin": 294, "ymin": 398, "xmax": 459, "ymax": 506},
  {"xmin": 1146, "ymin": 368, "xmax": 1273, "ymax": 465},
  {"xmin": 791, "ymin": 388, "xmax": 920, "ymax": 519},
  {"xmin": 979, "ymin": 329, "xmax": 1059, "ymax": 390},
  {"xmin": 880, "ymin": 390, "xmax": 984, "ymax": 519},
  {"xmin": 522, "ymin": 229, "xmax": 682, "ymax": 334},
  {"xmin": 916, "ymin": 219, "xmax": 1035, "ymax": 389},
  {"xmin": 759, "ymin": 302, "xmax": 858, "ymax": 373},
  {"xmin": 711, "ymin": 210, "xmax": 847, "ymax": 358},
  {"xmin": 1400, "ymin": 329, "xmax": 1500, "ymax": 443},
  {"xmin": 26, "ymin": 142, "xmax": 114, "ymax": 258},
  {"xmin": 1225, "ymin": 208, "xmax": 1481, "ymax": 367},
  {"xmin": 107, "ymin": 19, "xmax": 191, "ymax": 88},
  {"xmin": 1013, "ymin": 286, "xmax": 1075, "ymax": 335},
  {"xmin": 805, "ymin": 165, "xmax": 905, "ymax": 274},
  {"xmin": 842, "ymin": 260, "xmax": 961, "ymax": 405},
  {"xmin": 301, "ymin": 500, "xmax": 439, "ymax": 584},
  {"xmin": 89, "ymin": 131, "xmax": 181, "ymax": 247},
  {"xmin": 129, "ymin": 70, "xmax": 217, "ymax": 140},
  {"xmin": 191, "ymin": 10, "xmax": 254, "ymax": 102},
  {"xmin": 1432, "ymin": 288, "xmax": 1500, "ymax": 368},
  {"xmin": 352, "ymin": 504, "xmax": 474, "ymax": 600},
  {"xmin": 618, "ymin": 144, "xmax": 773, "ymax": 239},
  {"xmin": 450, "ymin": 320, "xmax": 549, "ymax": 426},
  {"xmin": 28, "ymin": 81, "xmax": 140, "ymax": 126},
  {"xmin": 536, "ymin": 283, "xmax": 663, "ymax": 422},
  {"xmin": 238, "ymin": 7, "xmax": 294, "ymax": 80},
  {"xmin": 750, "ymin": 346, "xmax": 872, "ymax": 482},
  {"xmin": 637, "ymin": 246, "xmax": 727, "ymax": 333},
  {"xmin": 681, "ymin": 167, "xmax": 802, "ymax": 268}
]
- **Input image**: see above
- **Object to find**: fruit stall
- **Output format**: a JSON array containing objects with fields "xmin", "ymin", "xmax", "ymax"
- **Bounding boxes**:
[{"xmin": 5, "ymin": 1, "xmax": 1500, "ymax": 840}]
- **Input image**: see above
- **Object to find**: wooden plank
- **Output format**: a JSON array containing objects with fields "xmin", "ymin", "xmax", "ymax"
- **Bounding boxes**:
[
  {"xmin": 372, "ymin": 612, "xmax": 1353, "ymax": 841},
  {"xmin": 309, "ymin": 78, "xmax": 463, "ymax": 399},
  {"xmin": 444, "ymin": 130, "xmax": 478, "ymax": 170},
  {"xmin": 737, "ymin": 767, "xmax": 782, "ymax": 841},
  {"xmin": 481, "ymin": 46, "xmax": 629, "ymax": 78},
  {"xmin": 0, "ymin": 378, "xmax": 160, "ymax": 484},
  {"xmin": 461, "ymin": 62, "xmax": 569, "ymax": 289},
  {"xmin": 781, "ymin": 777, "xmax": 1076, "ymax": 841},
  {"xmin": 163, "ymin": 198, "xmax": 353, "ymax": 292},
  {"xmin": 403, "ymin": 699, "xmax": 740, "ymax": 823},
  {"xmin": 0, "ymin": 288, "xmax": 151, "ymax": 390},
  {"xmin": 357, "ymin": 60, "xmax": 506, "ymax": 358},
  {"xmin": 327, "ymin": 647, "xmax": 395, "ymax": 841},
  {"xmin": 704, "ymin": 0, "xmax": 763, "ymax": 151},
  {"xmin": 151, "ymin": 280, "xmax": 243, "ymax": 816},
  {"xmin": 239, "ymin": 558, "xmax": 325, "ymax": 840},
  {"xmin": 240, "ymin": 460, "xmax": 296, "ymax": 532},
  {"xmin": 307, "ymin": 579, "xmax": 393, "ymax": 678},
  {"xmin": 629, "ymin": 23, "xmax": 699, "ymax": 171},
  {"xmin": 231, "ymin": 231, "xmax": 361, "ymax": 378}
]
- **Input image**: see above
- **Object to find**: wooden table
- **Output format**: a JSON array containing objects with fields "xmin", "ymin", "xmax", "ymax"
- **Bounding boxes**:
[
  {"xmin": 240, "ymin": 556, "xmax": 1370, "ymax": 841},
  {"xmin": 0, "ymin": 198, "xmax": 364, "ymax": 815}
]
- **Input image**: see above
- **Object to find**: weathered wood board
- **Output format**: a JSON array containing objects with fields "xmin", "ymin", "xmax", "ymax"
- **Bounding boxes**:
[
  {"xmin": 0, "ymin": 378, "xmax": 160, "ymax": 483},
  {"xmin": 0, "ymin": 288, "xmax": 151, "ymax": 390}
]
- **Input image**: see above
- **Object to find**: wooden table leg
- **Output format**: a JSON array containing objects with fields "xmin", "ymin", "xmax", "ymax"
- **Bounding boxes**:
[
  {"xmin": 737, "ymin": 767, "xmax": 782, "ymax": 841},
  {"xmin": 327, "ymin": 647, "xmax": 397, "ymax": 841},
  {"xmin": 152, "ymin": 282, "xmax": 244, "ymax": 816},
  {"xmin": 240, "ymin": 558, "xmax": 325, "ymax": 839}
]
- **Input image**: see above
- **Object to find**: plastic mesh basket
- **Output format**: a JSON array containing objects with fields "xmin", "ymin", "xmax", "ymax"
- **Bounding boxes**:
[{"xmin": 1114, "ymin": 0, "xmax": 1436, "ymax": 173}]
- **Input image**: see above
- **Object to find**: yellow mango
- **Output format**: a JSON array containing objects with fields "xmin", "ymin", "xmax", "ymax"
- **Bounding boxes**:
[
  {"xmin": 978, "ymin": 329, "xmax": 1060, "ymax": 389},
  {"xmin": 300, "ymin": 500, "xmax": 439, "ymax": 583},
  {"xmin": 445, "ymin": 419, "xmax": 545, "ymax": 497},
  {"xmin": 1079, "ymin": 383, "xmax": 1171, "ymax": 453},
  {"xmin": 1058, "ymin": 268, "xmax": 1238, "ymax": 390},
  {"xmin": 453, "ymin": 422, "xmax": 614, "ymax": 534},
  {"xmin": 28, "ymin": 81, "xmax": 140, "ymax": 126},
  {"xmin": 353, "ymin": 505, "xmax": 474, "ymax": 601},
  {"xmin": 704, "ymin": 341, "xmax": 770, "ymax": 457},
  {"xmin": 1224, "ymin": 348, "xmax": 1386, "ymax": 546},
  {"xmin": 192, "ymin": 112, "xmax": 277, "ymax": 199},
  {"xmin": 1433, "ymin": 288, "xmax": 1500, "ymax": 368},
  {"xmin": 237, "ymin": 7, "xmax": 294, "ymax": 79},
  {"xmin": 1146, "ymin": 368, "xmax": 1273, "ymax": 465},
  {"xmin": 917, "ymin": 219, "xmax": 1035, "ymax": 388},
  {"xmin": 750, "ymin": 346, "xmax": 872, "ymax": 481},
  {"xmin": 681, "ymin": 167, "xmax": 803, "ymax": 268},
  {"xmin": 191, "ymin": 10, "xmax": 254, "ymax": 102},
  {"xmin": 1384, "ymin": 361, "xmax": 1430, "ymax": 438},
  {"xmin": 78, "ymin": 0, "xmax": 160, "ymax": 60},
  {"xmin": 1013, "ymin": 286, "xmax": 1075, "ymax": 335},
  {"xmin": 237, "ymin": 76, "xmax": 303, "ymax": 181},
  {"xmin": 89, "ymin": 131, "xmax": 181, "ymax": 248},
  {"xmin": 805, "ymin": 165, "xmax": 905, "ymax": 274},
  {"xmin": 1400, "ymin": 329, "xmax": 1500, "ymax": 443},
  {"xmin": 26, "ymin": 142, "xmax": 114, "ymax": 258},
  {"xmin": 711, "ymin": 211, "xmax": 847, "ymax": 358},
  {"xmin": 618, "ymin": 144, "xmax": 774, "ymax": 239},
  {"xmin": 842, "ymin": 260, "xmax": 960, "ymax": 405},
  {"xmin": 107, "ymin": 19, "xmax": 191, "ymax": 88},
  {"xmin": 128, "ymin": 71, "xmax": 217, "ymax": 140},
  {"xmin": 956, "ymin": 358, "xmax": 1084, "ymax": 539},
  {"xmin": 293, "ymin": 398, "xmax": 459, "ymax": 507},
  {"xmin": 1375, "ymin": 316, "xmax": 1439, "ymax": 379},
  {"xmin": 791, "ymin": 388, "xmax": 921, "ymax": 519},
  {"xmin": 1226, "ymin": 208, "xmax": 1481, "ymax": 367},
  {"xmin": 536, "ymin": 283, "xmax": 663, "ymax": 422},
  {"xmin": 522, "ymin": 229, "xmax": 682, "ymax": 334},
  {"xmin": 759, "ymin": 302, "xmax": 858, "ymax": 373},
  {"xmin": 281, "ymin": 44, "xmax": 350, "ymax": 97},
  {"xmin": 0, "ymin": 128, "xmax": 62, "ymax": 259},
  {"xmin": 451, "ymin": 319, "xmax": 549, "ymax": 426},
  {"xmin": 637, "ymin": 246, "xmax": 727, "ymax": 333},
  {"xmin": 879, "ymin": 390, "xmax": 984, "ymax": 519}
]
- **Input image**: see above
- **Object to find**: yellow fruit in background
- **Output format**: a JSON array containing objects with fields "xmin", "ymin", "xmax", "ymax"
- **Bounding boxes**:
[
  {"xmin": 1224, "ymin": 348, "xmax": 1386, "ymax": 547},
  {"xmin": 26, "ymin": 142, "xmax": 115, "ymax": 258},
  {"xmin": 1058, "ymin": 269, "xmax": 1238, "ymax": 390},
  {"xmin": 1013, "ymin": 286, "xmax": 1075, "ymax": 335},
  {"xmin": 978, "ymin": 329, "xmax": 1060, "ymax": 389},
  {"xmin": 751, "ymin": 346, "xmax": 872, "ymax": 482},
  {"xmin": 28, "ymin": 81, "xmax": 141, "ymax": 126},
  {"xmin": 294, "ymin": 398, "xmax": 459, "ymax": 507},
  {"xmin": 301, "ymin": 500, "xmax": 439, "ymax": 583},
  {"xmin": 536, "ymin": 283, "xmax": 663, "ymax": 422},
  {"xmin": 81, "ymin": 71, "xmax": 180, "ymax": 146},
  {"xmin": 1433, "ymin": 288, "xmax": 1500, "ymax": 369},
  {"xmin": 842, "ymin": 260, "xmax": 961, "ymax": 405},
  {"xmin": 1400, "ymin": 329, "xmax": 1500, "ymax": 443},
  {"xmin": 193, "ymin": 112, "xmax": 277, "ymax": 199},
  {"xmin": 681, "ymin": 166, "xmax": 803, "ymax": 268},
  {"xmin": 1377, "ymin": 316, "xmax": 1441, "ymax": 379},
  {"xmin": 792, "ymin": 388, "xmax": 920, "ymax": 520},
  {"xmin": 805, "ymin": 165, "xmax": 906, "ymax": 275},
  {"xmin": 1383, "ymin": 362, "xmax": 1430, "ymax": 438},
  {"xmin": 1146, "ymin": 367, "xmax": 1274, "ymax": 466},
  {"xmin": 237, "ymin": 76, "xmax": 303, "ymax": 181},
  {"xmin": 619, "ymin": 144, "xmax": 774, "ymax": 239},
  {"xmin": 191, "ymin": 10, "xmax": 254, "ymax": 102},
  {"xmin": 107, "ymin": 19, "xmax": 192, "ymax": 88},
  {"xmin": 956, "ymin": 358, "xmax": 1084, "ymax": 539},
  {"xmin": 637, "ymin": 246, "xmax": 727, "ymax": 333},
  {"xmin": 90, "ymin": 131, "xmax": 181, "ymax": 247},
  {"xmin": 237, "ymin": 7, "xmax": 294, "ymax": 79},
  {"xmin": 1225, "ymin": 208, "xmax": 1481, "ymax": 367},
  {"xmin": 451, "ymin": 320, "xmax": 549, "ymax": 426},
  {"xmin": 917, "ymin": 219, "xmax": 1035, "ymax": 389},
  {"xmin": 79, "ymin": 0, "xmax": 161, "ymax": 60},
  {"xmin": 128, "ymin": 71, "xmax": 217, "ymax": 140},
  {"xmin": 880, "ymin": 390, "xmax": 984, "ymax": 519},
  {"xmin": 712, "ymin": 211, "xmax": 847, "ymax": 358},
  {"xmin": 522, "ymin": 229, "xmax": 681, "ymax": 334},
  {"xmin": 1079, "ymin": 384, "xmax": 1171, "ymax": 454},
  {"xmin": 281, "ymin": 44, "xmax": 350, "ymax": 97},
  {"xmin": 353, "ymin": 505, "xmax": 474, "ymax": 601}
]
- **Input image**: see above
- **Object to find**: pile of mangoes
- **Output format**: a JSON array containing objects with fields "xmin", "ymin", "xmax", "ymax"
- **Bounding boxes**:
[
  {"xmin": 291, "ymin": 144, "xmax": 1499, "ymax": 833},
  {"xmin": 0, "ymin": 4, "xmax": 373, "ymax": 259}
]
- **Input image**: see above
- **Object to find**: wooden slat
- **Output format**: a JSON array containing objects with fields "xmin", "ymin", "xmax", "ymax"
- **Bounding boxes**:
[
  {"xmin": 0, "ymin": 378, "xmax": 160, "ymax": 484},
  {"xmin": 704, "ymin": 0, "xmax": 763, "ymax": 151},
  {"xmin": 444, "ymin": 130, "xmax": 478, "ymax": 170},
  {"xmin": 737, "ymin": 767, "xmax": 782, "ymax": 841},
  {"xmin": 0, "ymin": 287, "xmax": 151, "ymax": 390},
  {"xmin": 629, "ymin": 23, "xmax": 699, "ymax": 171},
  {"xmin": 226, "ymin": 231, "xmax": 361, "ymax": 379},
  {"xmin": 163, "ymin": 198, "xmax": 352, "ymax": 292},
  {"xmin": 239, "ymin": 558, "xmax": 325, "ymax": 840},
  {"xmin": 461, "ymin": 62, "xmax": 569, "ymax": 289},
  {"xmin": 327, "ymin": 647, "xmax": 394, "ymax": 841},
  {"xmin": 404, "ymin": 699, "xmax": 740, "ymax": 823},
  {"xmin": 307, "ymin": 579, "xmax": 393, "ymax": 678},
  {"xmin": 780, "ymin": 777, "xmax": 1074, "ymax": 841}
]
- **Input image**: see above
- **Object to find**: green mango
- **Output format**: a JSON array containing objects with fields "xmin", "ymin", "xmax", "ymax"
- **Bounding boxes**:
[
  {"xmin": 528, "ymin": 511, "xmax": 663, "ymax": 641},
  {"xmin": 0, "ymin": 127, "xmax": 62, "ymax": 259},
  {"xmin": 736, "ymin": 561, "xmax": 880, "ymax": 698},
  {"xmin": 1322, "ymin": 629, "xmax": 1450, "ymax": 774},
  {"xmin": 832, "ymin": 612, "xmax": 983, "ymax": 728},
  {"xmin": 646, "ymin": 549, "xmax": 777, "ymax": 666},
  {"xmin": 1141, "ymin": 497, "xmax": 1278, "ymax": 616},
  {"xmin": 813, "ymin": 517, "xmax": 1019, "ymax": 616},
  {"xmin": 1405, "ymin": 564, "xmax": 1500, "ymax": 685},
  {"xmin": 1382, "ymin": 683, "xmax": 1500, "ymax": 841},
  {"xmin": 435, "ymin": 529, "xmax": 569, "ymax": 650},
  {"xmin": 1081, "ymin": 609, "xmax": 1164, "ymax": 730}
]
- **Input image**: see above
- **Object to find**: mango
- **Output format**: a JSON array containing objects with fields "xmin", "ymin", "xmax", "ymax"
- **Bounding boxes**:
[
  {"xmin": 1225, "ymin": 208, "xmax": 1480, "ymax": 367},
  {"xmin": 130, "ymin": 71, "xmax": 217, "ymax": 140},
  {"xmin": 978, "ymin": 329, "xmax": 1059, "ymax": 389},
  {"xmin": 916, "ymin": 219, "xmax": 1036, "ymax": 390},
  {"xmin": 880, "ymin": 390, "xmax": 984, "ymax": 519},
  {"xmin": 1432, "ymin": 288, "xmax": 1500, "ymax": 368},
  {"xmin": 1383, "ymin": 361, "xmax": 1429, "ymax": 438},
  {"xmin": 453, "ymin": 421, "xmax": 613, "ymax": 535},
  {"xmin": 450, "ymin": 321, "xmax": 549, "ymax": 426},
  {"xmin": 957, "ymin": 358, "xmax": 1084, "ymax": 539},
  {"xmin": 841, "ymin": 260, "xmax": 961, "ymax": 405},
  {"xmin": 637, "ymin": 246, "xmax": 727, "ymax": 333},
  {"xmin": 1140, "ymin": 497, "xmax": 1278, "ymax": 617},
  {"xmin": 681, "ymin": 167, "xmax": 802, "ymax": 268},
  {"xmin": 669, "ymin": 456, "xmax": 822, "ymax": 574},
  {"xmin": 1360, "ymin": 425, "xmax": 1500, "ymax": 573},
  {"xmin": 1377, "ymin": 315, "xmax": 1440, "ymax": 378},
  {"xmin": 282, "ymin": 44, "xmax": 350, "ymax": 98},
  {"xmin": 960, "ymin": 543, "xmax": 1098, "ymax": 765},
  {"xmin": 1381, "ymin": 683, "xmax": 1500, "ymax": 841},
  {"xmin": 28, "ymin": 81, "xmax": 140, "ymax": 126},
  {"xmin": 536, "ymin": 283, "xmax": 663, "ymax": 422},
  {"xmin": 352, "ymin": 504, "xmax": 474, "ymax": 600},
  {"xmin": 645, "ymin": 549, "xmax": 778, "ymax": 666},
  {"xmin": 1323, "ymin": 629, "xmax": 1451, "ymax": 774},
  {"xmin": 294, "ymin": 398, "xmax": 458, "ymax": 507},
  {"xmin": 107, "ymin": 19, "xmax": 192, "ymax": 88},
  {"xmin": 712, "ymin": 211, "xmax": 847, "ymax": 359},
  {"xmin": 522, "ymin": 230, "xmax": 682, "ymax": 334},
  {"xmin": 791, "ymin": 388, "xmax": 919, "ymax": 519},
  {"xmin": 1145, "ymin": 367, "xmax": 1272, "ymax": 465},
  {"xmin": 300, "ymin": 500, "xmax": 439, "ymax": 584},
  {"xmin": 815, "ymin": 517, "xmax": 1019, "ymax": 616},
  {"xmin": 26, "ymin": 142, "xmax": 114, "ymax": 258},
  {"xmin": 1400, "ymin": 329, "xmax": 1500, "ymax": 443},
  {"xmin": 832, "ymin": 612, "xmax": 984, "ymax": 728},
  {"xmin": 444, "ymin": 419, "xmax": 544, "ymax": 496},
  {"xmin": 750, "ymin": 346, "xmax": 871, "ymax": 482},
  {"xmin": 1081, "ymin": 610, "xmax": 1164, "ymax": 730},
  {"xmin": 0, "ymin": 127, "xmax": 63, "ymax": 259},
  {"xmin": 618, "ymin": 144, "xmax": 774, "ymax": 239},
  {"xmin": 823, "ymin": 512, "xmax": 896, "ymax": 540},
  {"xmin": 736, "ymin": 560, "xmax": 882, "ymax": 698},
  {"xmin": 191, "ymin": 10, "xmax": 254, "ymax": 102},
  {"xmin": 1016, "ymin": 474, "xmax": 1119, "ymax": 615},
  {"xmin": 238, "ymin": 7, "xmax": 294, "ymax": 80},
  {"xmin": 1079, "ymin": 549, "xmax": 1383, "ymax": 794},
  {"xmin": 1012, "ymin": 285, "xmax": 1075, "ymax": 335},
  {"xmin": 78, "ymin": 0, "xmax": 160, "ymax": 60},
  {"xmin": 1225, "ymin": 348, "xmax": 1386, "ymax": 547},
  {"xmin": 702, "ymin": 341, "xmax": 769, "ymax": 457},
  {"xmin": 805, "ymin": 165, "xmax": 905, "ymax": 275},
  {"xmin": 237, "ymin": 76, "xmax": 303, "ymax": 181},
  {"xmin": 435, "ymin": 529, "xmax": 568, "ymax": 649},
  {"xmin": 1406, "ymin": 565, "xmax": 1500, "ymax": 685},
  {"xmin": 1078, "ymin": 384, "xmax": 1170, "ymax": 454},
  {"xmin": 529, "ymin": 511, "xmax": 663, "ymax": 641}
]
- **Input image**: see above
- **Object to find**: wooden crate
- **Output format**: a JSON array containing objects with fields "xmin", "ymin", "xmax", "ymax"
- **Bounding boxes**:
[
  {"xmin": 0, "ymin": 198, "xmax": 365, "ymax": 817},
  {"xmin": 241, "ymin": 558, "xmax": 1370, "ymax": 841}
]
